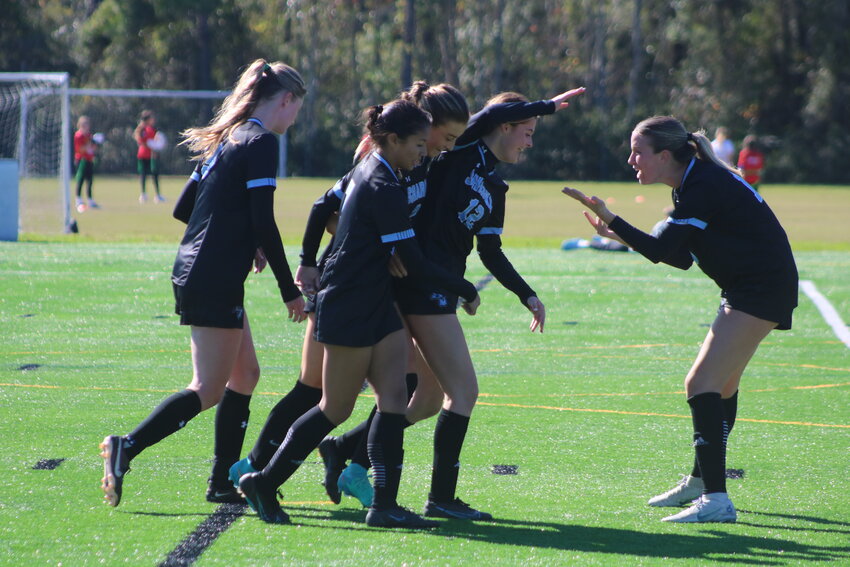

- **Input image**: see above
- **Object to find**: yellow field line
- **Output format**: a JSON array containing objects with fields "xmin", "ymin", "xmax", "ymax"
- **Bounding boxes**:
[
  {"xmin": 2, "ymin": 381, "xmax": 847, "ymax": 429},
  {"xmin": 475, "ymin": 401, "xmax": 850, "ymax": 429}
]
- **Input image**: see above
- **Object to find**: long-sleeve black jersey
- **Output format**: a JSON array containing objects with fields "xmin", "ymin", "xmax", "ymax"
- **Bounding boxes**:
[
  {"xmin": 414, "ymin": 141, "xmax": 535, "ymax": 305},
  {"xmin": 318, "ymin": 153, "xmax": 477, "ymax": 308},
  {"xmin": 609, "ymin": 158, "xmax": 797, "ymax": 293},
  {"xmin": 171, "ymin": 119, "xmax": 300, "ymax": 303},
  {"xmin": 299, "ymin": 156, "xmax": 432, "ymax": 270}
]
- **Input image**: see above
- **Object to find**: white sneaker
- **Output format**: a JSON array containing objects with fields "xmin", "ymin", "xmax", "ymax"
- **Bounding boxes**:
[
  {"xmin": 139, "ymin": 194, "xmax": 147, "ymax": 204},
  {"xmin": 154, "ymin": 194, "xmax": 166, "ymax": 203},
  {"xmin": 661, "ymin": 493, "xmax": 737, "ymax": 523},
  {"xmin": 88, "ymin": 199, "xmax": 100, "ymax": 209},
  {"xmin": 648, "ymin": 474, "xmax": 704, "ymax": 507}
]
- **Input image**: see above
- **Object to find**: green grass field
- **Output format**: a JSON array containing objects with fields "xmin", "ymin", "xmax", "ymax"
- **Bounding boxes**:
[{"xmin": 2, "ymin": 176, "xmax": 849, "ymax": 565}]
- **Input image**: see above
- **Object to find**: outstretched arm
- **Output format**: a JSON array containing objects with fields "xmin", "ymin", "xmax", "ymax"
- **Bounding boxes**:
[{"xmin": 562, "ymin": 186, "xmax": 694, "ymax": 269}]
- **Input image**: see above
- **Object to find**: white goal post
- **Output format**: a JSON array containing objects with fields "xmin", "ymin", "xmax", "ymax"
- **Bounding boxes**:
[{"xmin": 0, "ymin": 72, "xmax": 71, "ymax": 237}]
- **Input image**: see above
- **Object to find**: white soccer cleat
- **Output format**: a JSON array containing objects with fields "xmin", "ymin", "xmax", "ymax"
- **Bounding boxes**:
[
  {"xmin": 661, "ymin": 493, "xmax": 737, "ymax": 523},
  {"xmin": 648, "ymin": 474, "xmax": 705, "ymax": 507}
]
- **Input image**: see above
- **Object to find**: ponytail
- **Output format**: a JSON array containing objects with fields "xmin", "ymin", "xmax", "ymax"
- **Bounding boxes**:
[
  {"xmin": 181, "ymin": 59, "xmax": 306, "ymax": 160},
  {"xmin": 361, "ymin": 99, "xmax": 431, "ymax": 150},
  {"xmin": 401, "ymin": 81, "xmax": 469, "ymax": 127}
]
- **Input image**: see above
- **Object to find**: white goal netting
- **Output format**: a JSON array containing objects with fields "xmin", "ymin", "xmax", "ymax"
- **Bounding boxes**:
[{"xmin": 0, "ymin": 73, "xmax": 71, "ymax": 235}]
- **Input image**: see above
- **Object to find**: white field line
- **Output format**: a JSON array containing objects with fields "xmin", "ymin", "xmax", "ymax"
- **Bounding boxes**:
[{"xmin": 800, "ymin": 279, "xmax": 850, "ymax": 349}]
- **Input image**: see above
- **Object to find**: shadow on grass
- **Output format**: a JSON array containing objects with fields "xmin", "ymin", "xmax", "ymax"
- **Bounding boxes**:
[
  {"xmin": 434, "ymin": 516, "xmax": 850, "ymax": 565},
  {"xmin": 285, "ymin": 506, "xmax": 849, "ymax": 564}
]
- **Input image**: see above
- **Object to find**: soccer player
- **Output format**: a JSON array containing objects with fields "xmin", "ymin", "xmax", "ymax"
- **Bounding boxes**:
[
  {"xmin": 134, "ymin": 109, "xmax": 165, "ymax": 203},
  {"xmin": 73, "ymin": 115, "xmax": 98, "ymax": 212},
  {"xmin": 382, "ymin": 87, "xmax": 584, "ymax": 522},
  {"xmin": 237, "ymin": 99, "xmax": 480, "ymax": 528},
  {"xmin": 737, "ymin": 135, "xmax": 765, "ymax": 192},
  {"xmin": 562, "ymin": 115, "xmax": 798, "ymax": 523},
  {"xmin": 99, "ymin": 59, "xmax": 307, "ymax": 508},
  {"xmin": 229, "ymin": 81, "xmax": 472, "ymax": 507}
]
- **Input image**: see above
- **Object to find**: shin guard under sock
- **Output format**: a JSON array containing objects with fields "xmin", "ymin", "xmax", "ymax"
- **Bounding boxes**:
[
  {"xmin": 688, "ymin": 392, "xmax": 727, "ymax": 493},
  {"xmin": 248, "ymin": 380, "xmax": 322, "ymax": 469},
  {"xmin": 429, "ymin": 409, "xmax": 470, "ymax": 502},
  {"xmin": 368, "ymin": 411, "xmax": 406, "ymax": 509},
  {"xmin": 125, "ymin": 389, "xmax": 202, "ymax": 460},
  {"xmin": 210, "ymin": 388, "xmax": 251, "ymax": 487},
  {"xmin": 691, "ymin": 389, "xmax": 738, "ymax": 479},
  {"xmin": 261, "ymin": 406, "xmax": 335, "ymax": 488}
]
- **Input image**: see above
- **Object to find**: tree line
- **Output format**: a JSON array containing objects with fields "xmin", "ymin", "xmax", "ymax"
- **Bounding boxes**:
[{"xmin": 3, "ymin": 0, "xmax": 849, "ymax": 183}]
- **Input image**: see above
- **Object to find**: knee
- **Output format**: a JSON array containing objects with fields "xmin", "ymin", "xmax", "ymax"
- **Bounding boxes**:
[
  {"xmin": 229, "ymin": 364, "xmax": 261, "ymax": 393},
  {"xmin": 443, "ymin": 382, "xmax": 478, "ymax": 413},
  {"xmin": 192, "ymin": 384, "xmax": 226, "ymax": 411},
  {"xmin": 407, "ymin": 391, "xmax": 444, "ymax": 424},
  {"xmin": 319, "ymin": 399, "xmax": 354, "ymax": 426}
]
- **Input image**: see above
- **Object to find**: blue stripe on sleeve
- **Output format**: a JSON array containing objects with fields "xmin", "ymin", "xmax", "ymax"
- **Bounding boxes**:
[
  {"xmin": 246, "ymin": 177, "xmax": 276, "ymax": 189},
  {"xmin": 190, "ymin": 171, "xmax": 200, "ymax": 182},
  {"xmin": 380, "ymin": 229, "xmax": 415, "ymax": 243},
  {"xmin": 667, "ymin": 217, "xmax": 707, "ymax": 230}
]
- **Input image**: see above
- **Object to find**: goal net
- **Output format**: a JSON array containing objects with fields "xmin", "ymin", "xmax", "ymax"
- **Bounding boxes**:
[
  {"xmin": 0, "ymin": 80, "xmax": 292, "ymax": 237},
  {"xmin": 0, "ymin": 72, "xmax": 71, "ymax": 236}
]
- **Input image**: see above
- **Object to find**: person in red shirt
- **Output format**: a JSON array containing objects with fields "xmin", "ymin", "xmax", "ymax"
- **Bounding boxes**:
[
  {"xmin": 737, "ymin": 135, "xmax": 765, "ymax": 191},
  {"xmin": 134, "ymin": 109, "xmax": 165, "ymax": 203},
  {"xmin": 74, "ymin": 115, "xmax": 98, "ymax": 212}
]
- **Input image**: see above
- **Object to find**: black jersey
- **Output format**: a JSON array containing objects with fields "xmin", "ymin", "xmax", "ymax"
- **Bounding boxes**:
[
  {"xmin": 315, "ymin": 153, "xmax": 476, "ymax": 346},
  {"xmin": 300, "ymin": 156, "xmax": 432, "ymax": 271},
  {"xmin": 172, "ymin": 119, "xmax": 299, "ymax": 304},
  {"xmin": 610, "ymin": 158, "xmax": 798, "ymax": 306}
]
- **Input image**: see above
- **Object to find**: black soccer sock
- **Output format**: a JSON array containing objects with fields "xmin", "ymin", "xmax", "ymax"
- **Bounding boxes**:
[
  {"xmin": 261, "ymin": 406, "xmax": 335, "ymax": 488},
  {"xmin": 345, "ymin": 407, "xmax": 377, "ymax": 469},
  {"xmin": 688, "ymin": 392, "xmax": 727, "ymax": 494},
  {"xmin": 209, "ymin": 388, "xmax": 251, "ymax": 487},
  {"xmin": 347, "ymin": 373, "xmax": 418, "ymax": 469},
  {"xmin": 248, "ymin": 380, "xmax": 322, "ymax": 470},
  {"xmin": 429, "ymin": 409, "xmax": 470, "ymax": 503},
  {"xmin": 691, "ymin": 390, "xmax": 738, "ymax": 478},
  {"xmin": 124, "ymin": 389, "xmax": 202, "ymax": 460},
  {"xmin": 368, "ymin": 411, "xmax": 406, "ymax": 509}
]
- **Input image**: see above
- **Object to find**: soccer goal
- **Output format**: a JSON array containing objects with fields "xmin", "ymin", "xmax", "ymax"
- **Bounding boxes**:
[
  {"xmin": 1, "ymin": 78, "xmax": 292, "ymax": 237},
  {"xmin": 0, "ymin": 72, "xmax": 71, "ymax": 238}
]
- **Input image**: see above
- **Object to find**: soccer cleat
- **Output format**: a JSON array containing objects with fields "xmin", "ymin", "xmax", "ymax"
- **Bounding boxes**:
[
  {"xmin": 366, "ymin": 506, "xmax": 440, "ymax": 529},
  {"xmin": 206, "ymin": 484, "xmax": 246, "ymax": 504},
  {"xmin": 661, "ymin": 493, "xmax": 737, "ymax": 523},
  {"xmin": 318, "ymin": 436, "xmax": 344, "ymax": 504},
  {"xmin": 88, "ymin": 200, "xmax": 100, "ymax": 209},
  {"xmin": 648, "ymin": 474, "xmax": 705, "ymax": 507},
  {"xmin": 423, "ymin": 498, "xmax": 493, "ymax": 521},
  {"xmin": 337, "ymin": 463, "xmax": 373, "ymax": 507},
  {"xmin": 139, "ymin": 194, "xmax": 147, "ymax": 203},
  {"xmin": 154, "ymin": 195, "xmax": 166, "ymax": 203},
  {"xmin": 100, "ymin": 435, "xmax": 130, "ymax": 507},
  {"xmin": 238, "ymin": 473, "xmax": 290, "ymax": 524},
  {"xmin": 228, "ymin": 457, "xmax": 257, "ymax": 489}
]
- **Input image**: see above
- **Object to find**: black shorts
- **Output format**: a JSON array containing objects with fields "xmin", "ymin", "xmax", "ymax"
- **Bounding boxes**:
[
  {"xmin": 313, "ymin": 290, "xmax": 402, "ymax": 347},
  {"xmin": 304, "ymin": 294, "xmax": 317, "ymax": 314},
  {"xmin": 173, "ymin": 283, "xmax": 245, "ymax": 329},
  {"xmin": 721, "ymin": 277, "xmax": 798, "ymax": 331},
  {"xmin": 394, "ymin": 279, "xmax": 458, "ymax": 316}
]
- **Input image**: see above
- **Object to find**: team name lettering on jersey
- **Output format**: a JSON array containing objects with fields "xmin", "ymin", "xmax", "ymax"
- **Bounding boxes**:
[
  {"xmin": 407, "ymin": 180, "xmax": 426, "ymax": 204},
  {"xmin": 458, "ymin": 169, "xmax": 492, "ymax": 229}
]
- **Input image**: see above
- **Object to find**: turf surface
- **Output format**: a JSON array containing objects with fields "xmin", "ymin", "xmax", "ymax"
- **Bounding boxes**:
[{"xmin": 1, "ymin": 242, "xmax": 848, "ymax": 566}]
